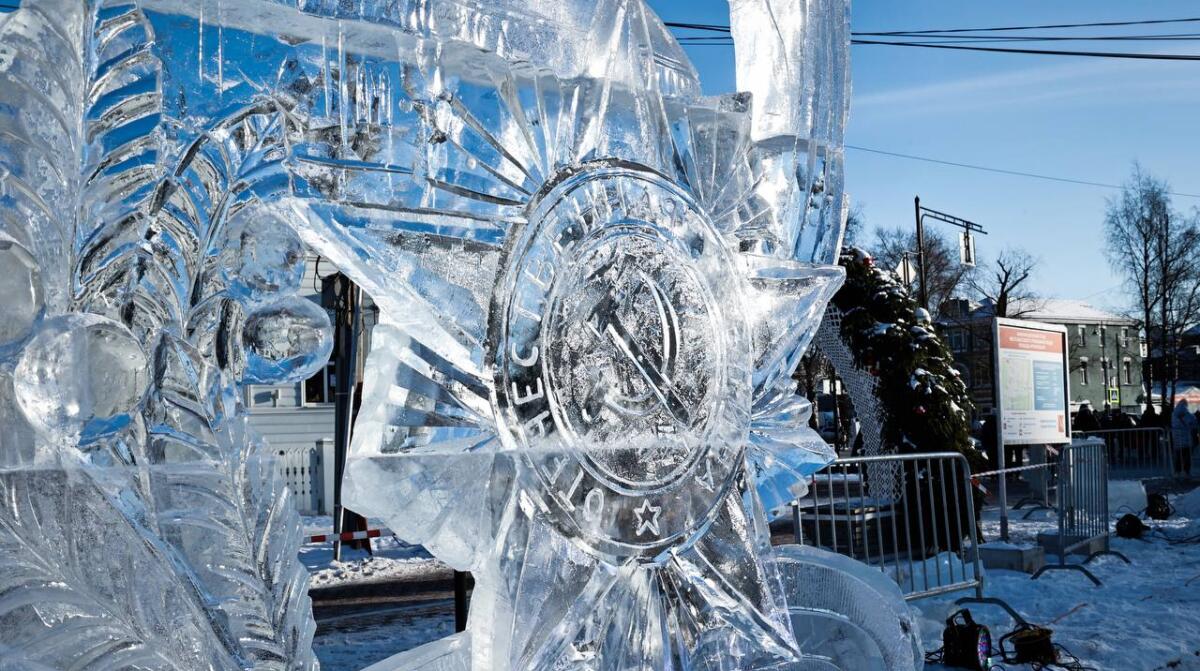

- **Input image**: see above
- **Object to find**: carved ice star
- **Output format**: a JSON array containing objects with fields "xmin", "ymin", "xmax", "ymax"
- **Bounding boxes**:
[
  {"xmin": 277, "ymin": 1, "xmax": 850, "ymax": 668},
  {"xmin": 634, "ymin": 499, "xmax": 662, "ymax": 537}
]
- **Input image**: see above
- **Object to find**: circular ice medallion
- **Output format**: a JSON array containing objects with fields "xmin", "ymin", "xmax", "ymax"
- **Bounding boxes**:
[{"xmin": 490, "ymin": 164, "xmax": 750, "ymax": 557}]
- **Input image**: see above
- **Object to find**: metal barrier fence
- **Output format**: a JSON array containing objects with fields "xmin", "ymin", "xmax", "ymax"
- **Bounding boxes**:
[
  {"xmin": 792, "ymin": 452, "xmax": 984, "ymax": 601},
  {"xmin": 1032, "ymin": 438, "xmax": 1129, "ymax": 586},
  {"xmin": 972, "ymin": 447, "xmax": 1059, "ymax": 535},
  {"xmin": 1072, "ymin": 427, "xmax": 1172, "ymax": 480}
]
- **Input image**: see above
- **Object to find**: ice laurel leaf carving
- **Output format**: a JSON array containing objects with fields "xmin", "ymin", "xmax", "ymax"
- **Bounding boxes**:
[
  {"xmin": 0, "ymin": 470, "xmax": 240, "ymax": 670},
  {"xmin": 0, "ymin": 1, "xmax": 326, "ymax": 668}
]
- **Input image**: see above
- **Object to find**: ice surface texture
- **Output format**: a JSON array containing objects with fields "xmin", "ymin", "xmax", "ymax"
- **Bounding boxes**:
[
  {"xmin": 0, "ymin": 0, "xmax": 856, "ymax": 669},
  {"xmin": 0, "ymin": 1, "xmax": 330, "ymax": 668},
  {"xmin": 773, "ymin": 545, "xmax": 924, "ymax": 670}
]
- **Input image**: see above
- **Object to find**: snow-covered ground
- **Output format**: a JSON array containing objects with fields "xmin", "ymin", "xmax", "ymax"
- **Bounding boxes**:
[
  {"xmin": 301, "ymin": 517, "xmax": 453, "ymax": 668},
  {"xmin": 313, "ymin": 602, "xmax": 454, "ymax": 669},
  {"xmin": 303, "ymin": 489, "xmax": 1200, "ymax": 670},
  {"xmin": 299, "ymin": 516, "xmax": 449, "ymax": 589},
  {"xmin": 919, "ymin": 487, "xmax": 1200, "ymax": 670}
]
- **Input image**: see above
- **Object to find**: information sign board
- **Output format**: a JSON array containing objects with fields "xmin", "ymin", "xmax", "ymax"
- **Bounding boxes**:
[{"xmin": 994, "ymin": 317, "xmax": 1071, "ymax": 445}]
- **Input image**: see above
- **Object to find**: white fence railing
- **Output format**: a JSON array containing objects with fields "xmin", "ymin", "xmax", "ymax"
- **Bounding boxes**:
[{"xmin": 274, "ymin": 439, "xmax": 335, "ymax": 515}]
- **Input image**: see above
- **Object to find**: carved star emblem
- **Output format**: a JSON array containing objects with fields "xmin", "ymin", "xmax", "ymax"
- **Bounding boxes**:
[
  {"xmin": 633, "ymin": 499, "xmax": 662, "ymax": 537},
  {"xmin": 272, "ymin": 1, "xmax": 850, "ymax": 668}
]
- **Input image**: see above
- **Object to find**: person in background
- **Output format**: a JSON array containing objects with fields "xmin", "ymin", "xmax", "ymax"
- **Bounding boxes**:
[
  {"xmin": 1100, "ymin": 403, "xmax": 1116, "ymax": 430},
  {"xmin": 1074, "ymin": 402, "xmax": 1101, "ymax": 433},
  {"xmin": 1170, "ymin": 400, "xmax": 1196, "ymax": 477},
  {"xmin": 1111, "ymin": 408, "xmax": 1137, "ymax": 465},
  {"xmin": 847, "ymin": 416, "xmax": 863, "ymax": 456},
  {"xmin": 980, "ymin": 411, "xmax": 999, "ymax": 471},
  {"xmin": 1140, "ymin": 403, "xmax": 1159, "ymax": 428}
]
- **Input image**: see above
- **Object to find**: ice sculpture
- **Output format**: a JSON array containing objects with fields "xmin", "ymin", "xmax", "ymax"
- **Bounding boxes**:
[
  {"xmin": 0, "ymin": 1, "xmax": 328, "ymax": 668},
  {"xmin": 1, "ymin": 0, "xmax": 855, "ymax": 668},
  {"xmin": 298, "ymin": 0, "xmax": 851, "ymax": 668},
  {"xmin": 774, "ymin": 545, "xmax": 924, "ymax": 670}
]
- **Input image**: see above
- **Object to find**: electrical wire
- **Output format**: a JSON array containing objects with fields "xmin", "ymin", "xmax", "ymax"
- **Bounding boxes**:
[
  {"xmin": 847, "ymin": 32, "xmax": 1200, "ymax": 43},
  {"xmin": 843, "ymin": 145, "xmax": 1200, "ymax": 199},
  {"xmin": 675, "ymin": 35, "xmax": 1200, "ymax": 60},
  {"xmin": 854, "ymin": 16, "xmax": 1200, "ymax": 36},
  {"xmin": 665, "ymin": 16, "xmax": 1200, "ymax": 36},
  {"xmin": 850, "ymin": 39, "xmax": 1200, "ymax": 62},
  {"xmin": 668, "ymin": 20, "xmax": 1200, "ymax": 197},
  {"xmin": 667, "ymin": 19, "xmax": 1200, "ymax": 60},
  {"xmin": 662, "ymin": 21, "xmax": 729, "ymax": 33}
]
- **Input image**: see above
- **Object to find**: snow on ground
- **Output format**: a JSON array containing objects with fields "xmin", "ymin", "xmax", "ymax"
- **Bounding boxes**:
[
  {"xmin": 299, "ymin": 516, "xmax": 449, "ymax": 589},
  {"xmin": 919, "ymin": 491, "xmax": 1200, "ymax": 671},
  {"xmin": 312, "ymin": 601, "xmax": 454, "ymax": 669},
  {"xmin": 302, "ymin": 491, "xmax": 1200, "ymax": 670}
]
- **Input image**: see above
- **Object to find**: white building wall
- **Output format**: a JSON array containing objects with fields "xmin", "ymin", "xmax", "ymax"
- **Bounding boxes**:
[{"xmin": 247, "ymin": 254, "xmax": 339, "ymax": 514}]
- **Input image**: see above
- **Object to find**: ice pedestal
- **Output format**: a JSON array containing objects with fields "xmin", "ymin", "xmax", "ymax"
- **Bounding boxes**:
[
  {"xmin": 363, "ymin": 543, "xmax": 923, "ymax": 671},
  {"xmin": 773, "ymin": 545, "xmax": 924, "ymax": 670}
]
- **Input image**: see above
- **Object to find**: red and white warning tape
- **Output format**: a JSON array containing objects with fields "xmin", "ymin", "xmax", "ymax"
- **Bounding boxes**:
[{"xmin": 305, "ymin": 528, "xmax": 393, "ymax": 544}]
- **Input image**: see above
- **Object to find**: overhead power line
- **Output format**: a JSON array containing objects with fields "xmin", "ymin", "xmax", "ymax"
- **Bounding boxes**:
[
  {"xmin": 845, "ymin": 145, "xmax": 1200, "ymax": 199},
  {"xmin": 853, "ymin": 16, "xmax": 1200, "ymax": 36},
  {"xmin": 848, "ymin": 39, "xmax": 1200, "ymax": 61},
  {"xmin": 663, "ymin": 21, "xmax": 729, "ymax": 33},
  {"xmin": 675, "ymin": 36, "xmax": 1200, "ymax": 60},
  {"xmin": 665, "ymin": 16, "xmax": 1200, "ymax": 36},
  {"xmin": 668, "ymin": 18, "xmax": 1200, "ymax": 60},
  {"xmin": 858, "ymin": 33, "xmax": 1200, "ymax": 44}
]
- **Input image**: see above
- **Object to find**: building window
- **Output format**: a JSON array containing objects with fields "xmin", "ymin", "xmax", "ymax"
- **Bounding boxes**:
[
  {"xmin": 305, "ymin": 279, "xmax": 339, "ymax": 405},
  {"xmin": 973, "ymin": 362, "xmax": 990, "ymax": 388},
  {"xmin": 1123, "ymin": 359, "xmax": 1132, "ymax": 385},
  {"xmin": 947, "ymin": 329, "xmax": 966, "ymax": 352},
  {"xmin": 1120, "ymin": 328, "xmax": 1129, "ymax": 348},
  {"xmin": 1077, "ymin": 325, "xmax": 1087, "ymax": 348},
  {"xmin": 304, "ymin": 359, "xmax": 337, "ymax": 404},
  {"xmin": 1080, "ymin": 359, "xmax": 1089, "ymax": 386}
]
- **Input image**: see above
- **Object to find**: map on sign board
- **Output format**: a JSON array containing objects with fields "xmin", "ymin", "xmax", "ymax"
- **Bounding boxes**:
[{"xmin": 994, "ymin": 317, "xmax": 1071, "ymax": 445}]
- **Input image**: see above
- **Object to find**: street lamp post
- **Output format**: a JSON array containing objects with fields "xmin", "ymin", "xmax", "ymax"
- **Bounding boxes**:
[{"xmin": 913, "ymin": 196, "xmax": 988, "ymax": 311}]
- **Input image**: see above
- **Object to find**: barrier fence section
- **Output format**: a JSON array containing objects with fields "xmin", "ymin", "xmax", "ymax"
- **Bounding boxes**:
[
  {"xmin": 1072, "ymin": 427, "xmax": 1172, "ymax": 480},
  {"xmin": 1032, "ymin": 438, "xmax": 1129, "ymax": 586},
  {"xmin": 791, "ymin": 452, "xmax": 984, "ymax": 602},
  {"xmin": 972, "ymin": 446, "xmax": 1059, "ymax": 528}
]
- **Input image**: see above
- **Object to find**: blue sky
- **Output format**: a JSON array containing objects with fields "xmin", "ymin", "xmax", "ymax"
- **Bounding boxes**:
[{"xmin": 648, "ymin": 1, "xmax": 1200, "ymax": 311}]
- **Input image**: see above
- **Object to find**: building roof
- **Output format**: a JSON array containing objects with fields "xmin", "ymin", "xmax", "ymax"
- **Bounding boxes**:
[
  {"xmin": 939, "ymin": 297, "xmax": 1136, "ymax": 326},
  {"xmin": 1010, "ymin": 298, "xmax": 1136, "ymax": 325}
]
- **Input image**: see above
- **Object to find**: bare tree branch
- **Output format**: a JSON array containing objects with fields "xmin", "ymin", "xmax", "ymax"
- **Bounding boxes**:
[
  {"xmin": 968, "ymin": 247, "xmax": 1040, "ymax": 318},
  {"xmin": 871, "ymin": 226, "xmax": 972, "ymax": 316},
  {"xmin": 1103, "ymin": 163, "xmax": 1200, "ymax": 412}
]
